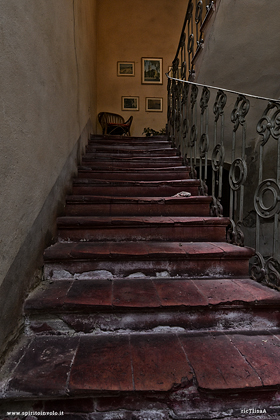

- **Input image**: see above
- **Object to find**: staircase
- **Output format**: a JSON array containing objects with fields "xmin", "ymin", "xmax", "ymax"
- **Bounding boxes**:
[{"xmin": 1, "ymin": 134, "xmax": 280, "ymax": 419}]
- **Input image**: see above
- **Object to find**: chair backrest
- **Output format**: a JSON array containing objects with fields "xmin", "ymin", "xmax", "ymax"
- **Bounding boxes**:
[
  {"xmin": 98, "ymin": 112, "xmax": 132, "ymax": 136},
  {"xmin": 98, "ymin": 112, "xmax": 125, "ymax": 128}
]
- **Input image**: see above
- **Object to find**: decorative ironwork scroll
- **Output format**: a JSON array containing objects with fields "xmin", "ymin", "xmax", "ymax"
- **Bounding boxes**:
[{"xmin": 167, "ymin": 0, "xmax": 280, "ymax": 292}]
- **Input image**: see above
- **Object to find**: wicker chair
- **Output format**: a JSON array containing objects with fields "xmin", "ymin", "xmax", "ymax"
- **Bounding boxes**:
[{"xmin": 98, "ymin": 112, "xmax": 133, "ymax": 136}]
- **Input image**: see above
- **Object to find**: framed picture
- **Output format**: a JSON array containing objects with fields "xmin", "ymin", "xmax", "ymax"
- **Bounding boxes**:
[
  {"xmin": 117, "ymin": 62, "xmax": 135, "ymax": 76},
  {"xmin": 122, "ymin": 96, "xmax": 139, "ymax": 111},
  {"xmin": 142, "ymin": 58, "xmax": 163, "ymax": 84},
  {"xmin": 145, "ymin": 97, "xmax": 163, "ymax": 112}
]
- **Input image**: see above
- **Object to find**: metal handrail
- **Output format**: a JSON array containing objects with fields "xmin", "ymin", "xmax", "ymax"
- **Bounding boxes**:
[{"xmin": 166, "ymin": 74, "xmax": 280, "ymax": 104}]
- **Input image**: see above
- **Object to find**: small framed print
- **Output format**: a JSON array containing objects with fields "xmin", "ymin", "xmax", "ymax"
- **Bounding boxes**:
[
  {"xmin": 142, "ymin": 58, "xmax": 163, "ymax": 84},
  {"xmin": 145, "ymin": 97, "xmax": 163, "ymax": 112},
  {"xmin": 122, "ymin": 96, "xmax": 139, "ymax": 111},
  {"xmin": 117, "ymin": 62, "xmax": 135, "ymax": 76}
]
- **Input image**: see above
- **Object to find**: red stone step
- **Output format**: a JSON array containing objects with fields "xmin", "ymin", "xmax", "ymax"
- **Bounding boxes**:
[
  {"xmin": 72, "ymin": 179, "xmax": 200, "ymax": 196},
  {"xmin": 57, "ymin": 216, "xmax": 229, "ymax": 242},
  {"xmin": 24, "ymin": 278, "xmax": 280, "ymax": 335},
  {"xmin": 77, "ymin": 166, "xmax": 190, "ymax": 181},
  {"xmin": 81, "ymin": 156, "xmax": 183, "ymax": 169},
  {"xmin": 90, "ymin": 134, "xmax": 169, "ymax": 143},
  {"xmin": 3, "ymin": 331, "xmax": 280, "ymax": 403},
  {"xmin": 43, "ymin": 241, "xmax": 254, "ymax": 279},
  {"xmin": 86, "ymin": 142, "xmax": 172, "ymax": 151},
  {"xmin": 85, "ymin": 149, "xmax": 177, "ymax": 158},
  {"xmin": 64, "ymin": 195, "xmax": 212, "ymax": 217}
]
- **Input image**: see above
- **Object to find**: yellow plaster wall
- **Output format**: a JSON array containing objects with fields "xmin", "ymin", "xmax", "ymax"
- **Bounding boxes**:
[{"xmin": 96, "ymin": 0, "xmax": 186, "ymax": 136}]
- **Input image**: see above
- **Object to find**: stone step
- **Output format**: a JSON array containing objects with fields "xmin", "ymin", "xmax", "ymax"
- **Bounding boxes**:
[
  {"xmin": 71, "ymin": 179, "xmax": 200, "ymax": 196},
  {"xmin": 43, "ymin": 241, "xmax": 254, "ymax": 279},
  {"xmin": 3, "ymin": 330, "xmax": 280, "ymax": 407},
  {"xmin": 81, "ymin": 156, "xmax": 183, "ymax": 169},
  {"xmin": 24, "ymin": 277, "xmax": 280, "ymax": 335},
  {"xmin": 77, "ymin": 166, "xmax": 190, "ymax": 181},
  {"xmin": 90, "ymin": 134, "xmax": 168, "ymax": 143},
  {"xmin": 85, "ymin": 149, "xmax": 177, "ymax": 158},
  {"xmin": 86, "ymin": 142, "xmax": 173, "ymax": 150},
  {"xmin": 64, "ymin": 195, "xmax": 212, "ymax": 217},
  {"xmin": 57, "ymin": 216, "xmax": 229, "ymax": 242}
]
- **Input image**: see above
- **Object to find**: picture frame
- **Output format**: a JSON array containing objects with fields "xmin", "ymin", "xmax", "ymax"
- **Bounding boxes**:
[
  {"xmin": 145, "ymin": 97, "xmax": 163, "ymax": 112},
  {"xmin": 117, "ymin": 62, "xmax": 135, "ymax": 76},
  {"xmin": 122, "ymin": 96, "xmax": 139, "ymax": 111},
  {"xmin": 142, "ymin": 58, "xmax": 163, "ymax": 84}
]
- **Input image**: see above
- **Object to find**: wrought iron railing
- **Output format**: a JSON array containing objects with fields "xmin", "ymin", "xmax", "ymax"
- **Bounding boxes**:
[
  {"xmin": 167, "ymin": 0, "xmax": 280, "ymax": 290},
  {"xmin": 172, "ymin": 0, "xmax": 215, "ymax": 81}
]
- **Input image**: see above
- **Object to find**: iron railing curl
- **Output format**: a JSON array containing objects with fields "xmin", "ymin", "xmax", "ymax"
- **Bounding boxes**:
[{"xmin": 167, "ymin": 74, "xmax": 280, "ymax": 290}]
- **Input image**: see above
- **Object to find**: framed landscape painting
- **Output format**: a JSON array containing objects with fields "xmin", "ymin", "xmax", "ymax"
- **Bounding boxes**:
[
  {"xmin": 145, "ymin": 97, "xmax": 163, "ymax": 112},
  {"xmin": 142, "ymin": 58, "xmax": 163, "ymax": 84},
  {"xmin": 117, "ymin": 62, "xmax": 135, "ymax": 76},
  {"xmin": 122, "ymin": 96, "xmax": 139, "ymax": 111}
]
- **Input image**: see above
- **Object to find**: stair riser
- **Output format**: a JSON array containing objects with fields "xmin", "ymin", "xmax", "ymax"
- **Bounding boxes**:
[
  {"xmin": 71, "ymin": 185, "xmax": 199, "ymax": 196},
  {"xmin": 86, "ymin": 144, "xmax": 172, "ymax": 151},
  {"xmin": 26, "ymin": 308, "xmax": 280, "ymax": 335},
  {"xmin": 84, "ymin": 150, "xmax": 177, "ymax": 158},
  {"xmin": 90, "ymin": 135, "xmax": 168, "ymax": 143},
  {"xmin": 81, "ymin": 160, "xmax": 183, "ymax": 169},
  {"xmin": 58, "ymin": 225, "xmax": 226, "ymax": 242},
  {"xmin": 77, "ymin": 171, "xmax": 190, "ymax": 181},
  {"xmin": 64, "ymin": 202, "xmax": 211, "ymax": 217},
  {"xmin": 44, "ymin": 258, "xmax": 250, "ymax": 280}
]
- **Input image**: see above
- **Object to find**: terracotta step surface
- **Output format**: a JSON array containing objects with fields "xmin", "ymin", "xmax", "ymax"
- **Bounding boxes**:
[
  {"xmin": 24, "ymin": 277, "xmax": 280, "ymax": 335},
  {"xmin": 84, "ymin": 149, "xmax": 177, "ymax": 158},
  {"xmin": 43, "ymin": 241, "xmax": 255, "ymax": 279},
  {"xmin": 57, "ymin": 216, "xmax": 229, "ymax": 241},
  {"xmin": 3, "ymin": 331, "xmax": 280, "ymax": 399},
  {"xmin": 65, "ymin": 195, "xmax": 212, "ymax": 216},
  {"xmin": 72, "ymin": 179, "xmax": 200, "ymax": 196},
  {"xmin": 86, "ymin": 144, "xmax": 174, "ymax": 152},
  {"xmin": 89, "ymin": 134, "xmax": 169, "ymax": 143},
  {"xmin": 81, "ymin": 156, "xmax": 183, "ymax": 168},
  {"xmin": 73, "ymin": 177, "xmax": 195, "ymax": 188},
  {"xmin": 77, "ymin": 166, "xmax": 191, "ymax": 181}
]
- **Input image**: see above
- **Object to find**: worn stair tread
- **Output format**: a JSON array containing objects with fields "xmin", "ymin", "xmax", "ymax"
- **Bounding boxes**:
[
  {"xmin": 85, "ymin": 147, "xmax": 175, "ymax": 153},
  {"xmin": 80, "ymin": 159, "xmax": 183, "ymax": 169},
  {"xmin": 77, "ymin": 167, "xmax": 191, "ymax": 181},
  {"xmin": 24, "ymin": 277, "xmax": 280, "ymax": 313},
  {"xmin": 72, "ymin": 183, "xmax": 200, "ymax": 197},
  {"xmin": 3, "ymin": 331, "xmax": 280, "ymax": 399},
  {"xmin": 83, "ymin": 151, "xmax": 177, "ymax": 159},
  {"xmin": 57, "ymin": 216, "xmax": 229, "ymax": 228},
  {"xmin": 90, "ymin": 134, "xmax": 169, "ymax": 143},
  {"xmin": 86, "ymin": 143, "xmax": 172, "ymax": 150},
  {"xmin": 73, "ymin": 179, "xmax": 193, "ymax": 187},
  {"xmin": 64, "ymin": 195, "xmax": 212, "ymax": 217},
  {"xmin": 57, "ymin": 215, "xmax": 228, "ymax": 242},
  {"xmin": 65, "ymin": 195, "xmax": 210, "ymax": 204},
  {"xmin": 44, "ymin": 241, "xmax": 254, "ymax": 261},
  {"xmin": 78, "ymin": 165, "xmax": 188, "ymax": 173}
]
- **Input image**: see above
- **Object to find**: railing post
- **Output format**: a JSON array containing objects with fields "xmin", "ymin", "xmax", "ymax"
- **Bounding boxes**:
[
  {"xmin": 199, "ymin": 86, "xmax": 210, "ymax": 195},
  {"xmin": 211, "ymin": 90, "xmax": 227, "ymax": 216}
]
